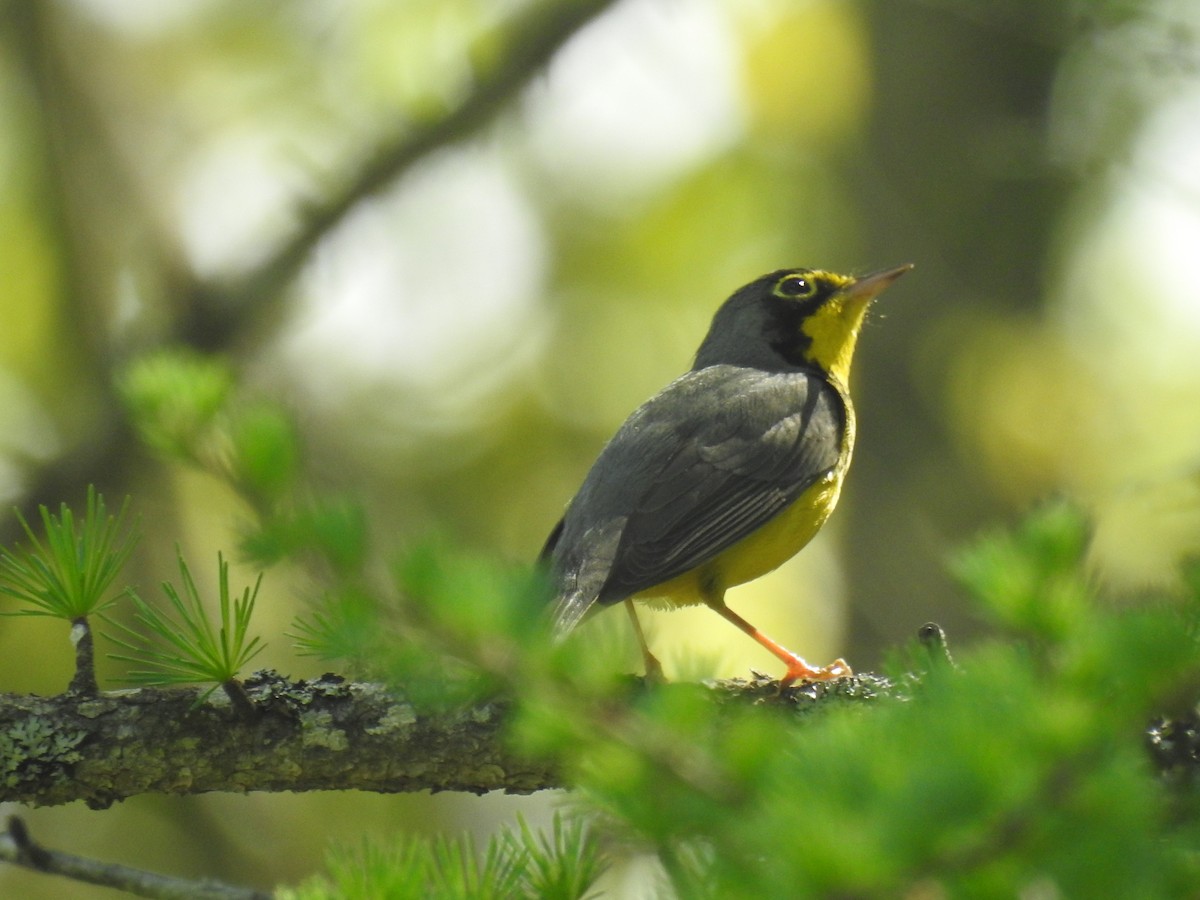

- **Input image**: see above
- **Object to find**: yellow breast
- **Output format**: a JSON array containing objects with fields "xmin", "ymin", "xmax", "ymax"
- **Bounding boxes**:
[
  {"xmin": 634, "ymin": 467, "xmax": 848, "ymax": 609},
  {"xmin": 634, "ymin": 376, "xmax": 856, "ymax": 610}
]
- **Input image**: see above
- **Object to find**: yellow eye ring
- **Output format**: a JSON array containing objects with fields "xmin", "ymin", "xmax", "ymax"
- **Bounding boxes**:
[{"xmin": 773, "ymin": 274, "xmax": 816, "ymax": 299}]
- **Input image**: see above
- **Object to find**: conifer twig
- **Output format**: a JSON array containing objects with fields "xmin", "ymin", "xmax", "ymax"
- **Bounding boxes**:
[{"xmin": 0, "ymin": 816, "xmax": 270, "ymax": 900}]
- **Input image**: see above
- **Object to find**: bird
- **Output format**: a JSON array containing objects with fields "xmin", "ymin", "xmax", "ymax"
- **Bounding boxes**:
[{"xmin": 540, "ymin": 264, "xmax": 911, "ymax": 684}]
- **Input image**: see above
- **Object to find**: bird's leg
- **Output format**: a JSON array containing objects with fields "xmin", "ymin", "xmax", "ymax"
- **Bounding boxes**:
[
  {"xmin": 703, "ymin": 592, "xmax": 851, "ymax": 686},
  {"xmin": 624, "ymin": 599, "xmax": 665, "ymax": 683}
]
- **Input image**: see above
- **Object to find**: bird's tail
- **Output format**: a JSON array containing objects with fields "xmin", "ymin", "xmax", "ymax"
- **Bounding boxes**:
[{"xmin": 550, "ymin": 589, "xmax": 596, "ymax": 641}]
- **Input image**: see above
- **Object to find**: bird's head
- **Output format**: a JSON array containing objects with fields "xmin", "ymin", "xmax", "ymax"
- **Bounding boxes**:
[{"xmin": 693, "ymin": 264, "xmax": 912, "ymax": 384}]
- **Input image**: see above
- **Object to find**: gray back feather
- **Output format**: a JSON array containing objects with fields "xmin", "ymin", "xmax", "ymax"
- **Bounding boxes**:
[{"xmin": 543, "ymin": 364, "xmax": 844, "ymax": 634}]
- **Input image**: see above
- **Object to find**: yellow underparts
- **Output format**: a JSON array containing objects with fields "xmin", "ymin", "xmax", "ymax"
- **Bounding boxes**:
[
  {"xmin": 634, "ymin": 282, "xmax": 874, "ymax": 611},
  {"xmin": 634, "ymin": 467, "xmax": 847, "ymax": 610}
]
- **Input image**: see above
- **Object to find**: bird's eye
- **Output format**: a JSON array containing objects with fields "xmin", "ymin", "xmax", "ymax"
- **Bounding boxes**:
[{"xmin": 774, "ymin": 274, "xmax": 815, "ymax": 299}]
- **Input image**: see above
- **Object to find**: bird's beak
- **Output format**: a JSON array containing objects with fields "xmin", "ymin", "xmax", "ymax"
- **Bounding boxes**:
[{"xmin": 841, "ymin": 263, "xmax": 914, "ymax": 303}]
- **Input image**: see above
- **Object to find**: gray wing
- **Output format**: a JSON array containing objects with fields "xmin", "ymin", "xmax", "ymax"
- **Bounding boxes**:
[{"xmin": 543, "ymin": 365, "xmax": 845, "ymax": 633}]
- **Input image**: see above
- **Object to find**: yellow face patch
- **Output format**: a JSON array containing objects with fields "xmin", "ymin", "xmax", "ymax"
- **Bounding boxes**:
[
  {"xmin": 767, "ymin": 269, "xmax": 868, "ymax": 385},
  {"xmin": 798, "ymin": 288, "xmax": 874, "ymax": 386}
]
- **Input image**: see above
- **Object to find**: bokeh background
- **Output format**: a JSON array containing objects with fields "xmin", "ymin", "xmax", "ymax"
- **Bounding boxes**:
[{"xmin": 3, "ymin": 0, "xmax": 1200, "ymax": 896}]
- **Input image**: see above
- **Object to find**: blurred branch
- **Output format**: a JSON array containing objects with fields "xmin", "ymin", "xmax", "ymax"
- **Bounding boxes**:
[
  {"xmin": 0, "ymin": 817, "xmax": 269, "ymax": 900},
  {"xmin": 0, "ymin": 670, "xmax": 892, "ymax": 808},
  {"xmin": 2, "ymin": 3, "xmax": 169, "ymax": 533},
  {"xmin": 184, "ymin": 0, "xmax": 619, "ymax": 351},
  {"xmin": 7, "ymin": 2, "xmax": 110, "ymax": 342},
  {"xmin": 3, "ymin": 0, "xmax": 617, "ymax": 533}
]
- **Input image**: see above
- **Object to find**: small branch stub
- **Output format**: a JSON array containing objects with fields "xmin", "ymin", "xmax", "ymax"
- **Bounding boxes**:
[
  {"xmin": 67, "ymin": 617, "xmax": 99, "ymax": 696},
  {"xmin": 220, "ymin": 678, "xmax": 260, "ymax": 722}
]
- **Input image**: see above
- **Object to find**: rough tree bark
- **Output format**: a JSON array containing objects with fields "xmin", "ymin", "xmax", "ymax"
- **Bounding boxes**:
[{"xmin": 0, "ymin": 670, "xmax": 894, "ymax": 808}]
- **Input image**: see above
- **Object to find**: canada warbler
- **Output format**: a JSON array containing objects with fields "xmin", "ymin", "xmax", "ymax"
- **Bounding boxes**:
[{"xmin": 541, "ymin": 264, "xmax": 911, "ymax": 683}]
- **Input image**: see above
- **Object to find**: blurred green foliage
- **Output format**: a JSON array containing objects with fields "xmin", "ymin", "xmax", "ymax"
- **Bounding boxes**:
[
  {"xmin": 494, "ymin": 504, "xmax": 1200, "ymax": 898},
  {"xmin": 118, "ymin": 351, "xmax": 234, "ymax": 467},
  {"xmin": 513, "ymin": 509, "xmax": 1199, "ymax": 898},
  {"xmin": 283, "ymin": 813, "xmax": 605, "ymax": 900}
]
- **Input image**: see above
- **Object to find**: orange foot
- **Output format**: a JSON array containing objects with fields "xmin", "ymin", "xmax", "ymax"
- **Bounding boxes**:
[{"xmin": 780, "ymin": 656, "xmax": 853, "ymax": 687}]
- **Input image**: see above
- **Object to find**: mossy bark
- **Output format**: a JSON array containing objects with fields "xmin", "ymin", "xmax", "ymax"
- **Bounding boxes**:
[{"xmin": 0, "ymin": 670, "xmax": 892, "ymax": 808}]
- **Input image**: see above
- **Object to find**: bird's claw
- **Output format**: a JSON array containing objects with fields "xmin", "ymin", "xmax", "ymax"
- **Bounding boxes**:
[{"xmin": 780, "ymin": 656, "xmax": 853, "ymax": 687}]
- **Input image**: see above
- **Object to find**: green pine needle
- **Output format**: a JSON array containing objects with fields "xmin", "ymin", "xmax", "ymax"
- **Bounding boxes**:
[
  {"xmin": 296, "ymin": 838, "xmax": 428, "ymax": 900},
  {"xmin": 107, "ymin": 550, "xmax": 265, "ymax": 701},
  {"xmin": 282, "ymin": 812, "xmax": 602, "ymax": 900},
  {"xmin": 289, "ymin": 588, "xmax": 382, "ymax": 672},
  {"xmin": 504, "ymin": 813, "xmax": 606, "ymax": 900},
  {"xmin": 0, "ymin": 486, "xmax": 137, "ymax": 620},
  {"xmin": 428, "ymin": 831, "xmax": 525, "ymax": 899}
]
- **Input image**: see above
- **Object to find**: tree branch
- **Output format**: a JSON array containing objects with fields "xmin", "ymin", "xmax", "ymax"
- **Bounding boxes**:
[
  {"xmin": 0, "ymin": 670, "xmax": 893, "ymax": 809},
  {"xmin": 0, "ymin": 816, "xmax": 267, "ymax": 900},
  {"xmin": 0, "ymin": 816, "xmax": 270, "ymax": 900}
]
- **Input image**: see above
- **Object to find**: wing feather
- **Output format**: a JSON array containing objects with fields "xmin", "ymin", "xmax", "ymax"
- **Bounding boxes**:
[{"xmin": 546, "ymin": 365, "xmax": 845, "ymax": 630}]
